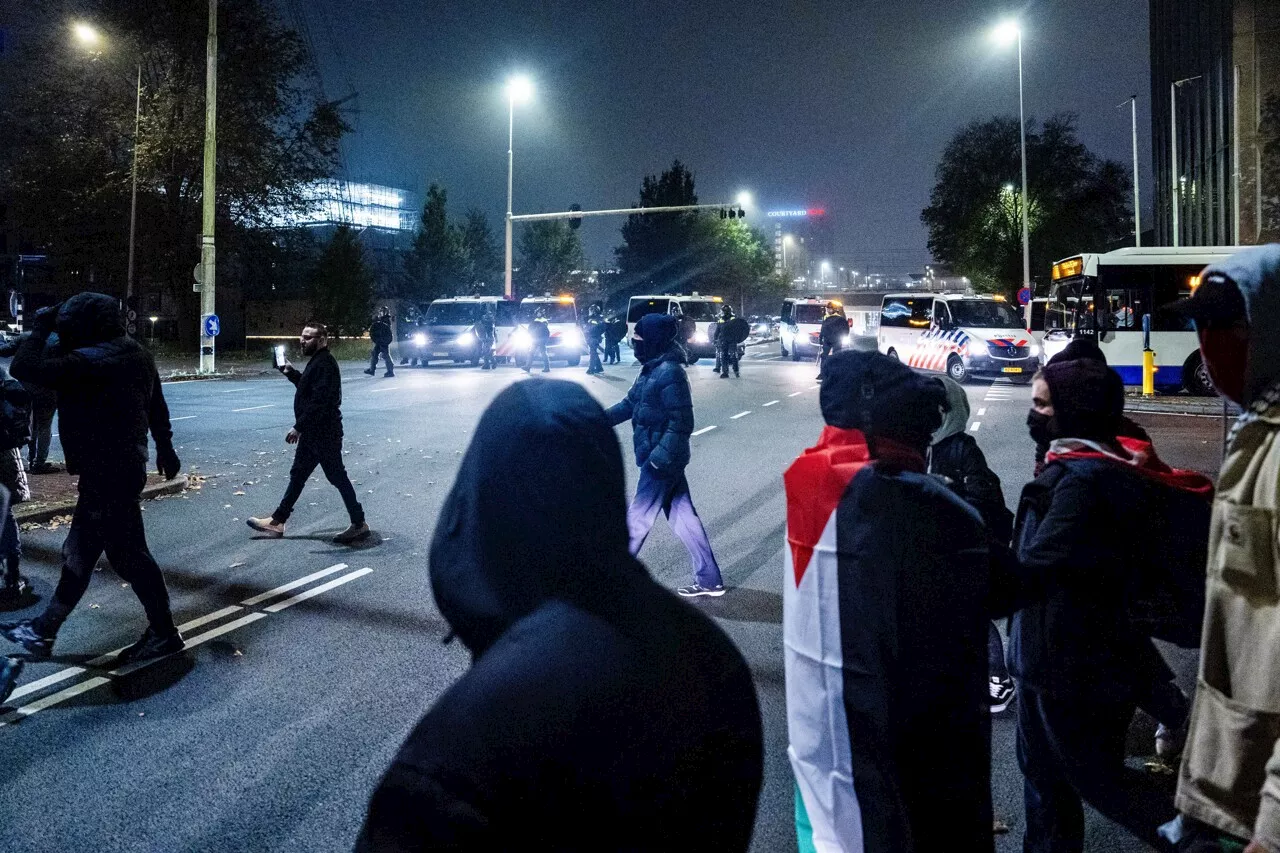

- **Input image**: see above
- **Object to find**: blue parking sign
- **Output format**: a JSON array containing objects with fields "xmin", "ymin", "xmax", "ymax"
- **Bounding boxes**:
[{"xmin": 202, "ymin": 314, "xmax": 221, "ymax": 337}]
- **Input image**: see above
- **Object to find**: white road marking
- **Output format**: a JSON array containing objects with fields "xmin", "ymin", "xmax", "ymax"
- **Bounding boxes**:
[
  {"xmin": 730, "ymin": 411, "xmax": 751, "ymax": 419},
  {"xmin": 788, "ymin": 391, "xmax": 804, "ymax": 397},
  {"xmin": 264, "ymin": 567, "xmax": 373, "ymax": 613},
  {"xmin": 7, "ymin": 667, "xmax": 87, "ymax": 704},
  {"xmin": 241, "ymin": 563, "xmax": 349, "ymax": 606},
  {"xmin": 231, "ymin": 404, "xmax": 276, "ymax": 412},
  {"xmin": 691, "ymin": 426, "xmax": 718, "ymax": 436},
  {"xmin": 110, "ymin": 613, "xmax": 270, "ymax": 677},
  {"xmin": 370, "ymin": 387, "xmax": 399, "ymax": 393},
  {"xmin": 171, "ymin": 415, "xmax": 198, "ymax": 421},
  {"xmin": 970, "ymin": 422, "xmax": 981, "ymax": 432},
  {"xmin": 217, "ymin": 388, "xmax": 250, "ymax": 393},
  {"xmin": 763, "ymin": 400, "xmax": 779, "ymax": 407},
  {"xmin": 0, "ymin": 677, "xmax": 111, "ymax": 727},
  {"xmin": 977, "ymin": 408, "xmax": 987, "ymax": 416}
]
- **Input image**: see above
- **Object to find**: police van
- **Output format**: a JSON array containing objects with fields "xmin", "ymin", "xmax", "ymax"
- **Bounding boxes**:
[
  {"xmin": 502, "ymin": 295, "xmax": 583, "ymax": 366},
  {"xmin": 414, "ymin": 296, "xmax": 500, "ymax": 366},
  {"xmin": 626, "ymin": 294, "xmax": 723, "ymax": 361},
  {"xmin": 780, "ymin": 297, "xmax": 842, "ymax": 361},
  {"xmin": 877, "ymin": 292, "xmax": 1041, "ymax": 383}
]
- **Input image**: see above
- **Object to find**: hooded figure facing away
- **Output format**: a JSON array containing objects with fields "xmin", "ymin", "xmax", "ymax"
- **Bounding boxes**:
[
  {"xmin": 357, "ymin": 380, "xmax": 763, "ymax": 851},
  {"xmin": 784, "ymin": 350, "xmax": 997, "ymax": 853}
]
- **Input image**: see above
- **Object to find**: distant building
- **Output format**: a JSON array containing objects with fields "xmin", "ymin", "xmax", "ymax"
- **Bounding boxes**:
[
  {"xmin": 1149, "ymin": 0, "xmax": 1280, "ymax": 246},
  {"xmin": 268, "ymin": 180, "xmax": 419, "ymax": 233},
  {"xmin": 767, "ymin": 207, "xmax": 833, "ymax": 287}
]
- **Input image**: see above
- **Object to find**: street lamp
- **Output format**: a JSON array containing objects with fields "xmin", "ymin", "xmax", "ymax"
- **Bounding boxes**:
[
  {"xmin": 991, "ymin": 19, "xmax": 1031, "ymax": 319},
  {"xmin": 149, "ymin": 315, "xmax": 158, "ymax": 341},
  {"xmin": 1170, "ymin": 75, "xmax": 1202, "ymax": 248},
  {"xmin": 72, "ymin": 22, "xmax": 143, "ymax": 304},
  {"xmin": 503, "ymin": 74, "xmax": 534, "ymax": 300},
  {"xmin": 781, "ymin": 234, "xmax": 794, "ymax": 279},
  {"xmin": 736, "ymin": 191, "xmax": 753, "ymax": 209}
]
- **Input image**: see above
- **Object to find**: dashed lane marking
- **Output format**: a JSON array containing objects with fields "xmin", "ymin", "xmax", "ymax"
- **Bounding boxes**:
[
  {"xmin": 171, "ymin": 416, "xmax": 198, "ymax": 421},
  {"xmin": 763, "ymin": 400, "xmax": 779, "ymax": 407},
  {"xmin": 970, "ymin": 422, "xmax": 981, "ymax": 432},
  {"xmin": 231, "ymin": 404, "xmax": 276, "ymax": 413},
  {"xmin": 730, "ymin": 411, "xmax": 751, "ymax": 420},
  {"xmin": 217, "ymin": 388, "xmax": 250, "ymax": 393},
  {"xmin": 978, "ymin": 408, "xmax": 987, "ymax": 416},
  {"xmin": 691, "ymin": 426, "xmax": 718, "ymax": 436},
  {"xmin": 788, "ymin": 391, "xmax": 804, "ymax": 397}
]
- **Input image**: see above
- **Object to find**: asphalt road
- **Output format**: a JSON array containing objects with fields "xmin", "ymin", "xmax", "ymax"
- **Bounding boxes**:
[{"xmin": 0, "ymin": 348, "xmax": 1226, "ymax": 852}]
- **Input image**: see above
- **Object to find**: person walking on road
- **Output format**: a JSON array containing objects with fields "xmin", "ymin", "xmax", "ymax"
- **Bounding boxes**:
[
  {"xmin": 0, "ymin": 366, "xmax": 31, "ymax": 608},
  {"xmin": 604, "ymin": 312, "xmax": 625, "ymax": 365},
  {"xmin": 475, "ymin": 307, "xmax": 496, "ymax": 371},
  {"xmin": 356, "ymin": 379, "xmax": 763, "ymax": 851},
  {"xmin": 929, "ymin": 376, "xmax": 1017, "ymax": 713},
  {"xmin": 785, "ymin": 350, "xmax": 1003, "ymax": 852},
  {"xmin": 713, "ymin": 304, "xmax": 747, "ymax": 378},
  {"xmin": 1, "ymin": 293, "xmax": 184, "ymax": 664},
  {"xmin": 365, "ymin": 307, "xmax": 395, "ymax": 378},
  {"xmin": 584, "ymin": 302, "xmax": 606, "ymax": 375},
  {"xmin": 1164, "ymin": 245, "xmax": 1280, "ymax": 853},
  {"xmin": 524, "ymin": 306, "xmax": 551, "ymax": 374},
  {"xmin": 607, "ymin": 313, "xmax": 724, "ymax": 597},
  {"xmin": 1011, "ymin": 357, "xmax": 1214, "ymax": 853},
  {"xmin": 248, "ymin": 322, "xmax": 370, "ymax": 545},
  {"xmin": 817, "ymin": 302, "xmax": 848, "ymax": 380}
]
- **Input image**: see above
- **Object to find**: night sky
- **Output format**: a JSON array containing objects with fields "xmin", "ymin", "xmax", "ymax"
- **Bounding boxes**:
[{"xmin": 296, "ymin": 0, "xmax": 1151, "ymax": 273}]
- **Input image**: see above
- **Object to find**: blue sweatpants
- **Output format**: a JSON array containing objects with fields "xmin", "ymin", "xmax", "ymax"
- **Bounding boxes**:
[{"xmin": 627, "ymin": 466, "xmax": 723, "ymax": 589}]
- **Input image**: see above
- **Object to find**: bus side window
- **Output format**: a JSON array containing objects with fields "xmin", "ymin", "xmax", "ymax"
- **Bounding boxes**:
[{"xmin": 1104, "ymin": 289, "xmax": 1140, "ymax": 329}]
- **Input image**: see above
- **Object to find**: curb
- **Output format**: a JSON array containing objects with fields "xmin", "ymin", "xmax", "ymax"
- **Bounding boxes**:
[
  {"xmin": 1125, "ymin": 397, "xmax": 1240, "ymax": 418},
  {"xmin": 14, "ymin": 476, "xmax": 187, "ymax": 525}
]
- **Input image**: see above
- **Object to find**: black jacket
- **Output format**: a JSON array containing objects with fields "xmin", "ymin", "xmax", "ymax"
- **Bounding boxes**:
[
  {"xmin": 370, "ymin": 317, "xmax": 393, "ymax": 346},
  {"xmin": 929, "ymin": 433, "xmax": 1014, "ymax": 542},
  {"xmin": 357, "ymin": 380, "xmax": 763, "ymax": 851},
  {"xmin": 11, "ymin": 294, "xmax": 172, "ymax": 484},
  {"xmin": 819, "ymin": 314, "xmax": 848, "ymax": 348},
  {"xmin": 283, "ymin": 348, "xmax": 343, "ymax": 439},
  {"xmin": 584, "ymin": 315, "xmax": 606, "ymax": 344},
  {"xmin": 1009, "ymin": 456, "xmax": 1209, "ymax": 698},
  {"xmin": 529, "ymin": 317, "xmax": 550, "ymax": 341}
]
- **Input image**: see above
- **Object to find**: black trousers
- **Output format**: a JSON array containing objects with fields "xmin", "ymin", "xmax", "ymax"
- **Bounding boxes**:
[
  {"xmin": 33, "ymin": 473, "xmax": 176, "ymax": 639},
  {"xmin": 524, "ymin": 341, "xmax": 550, "ymax": 372},
  {"xmin": 588, "ymin": 338, "xmax": 604, "ymax": 372},
  {"xmin": 479, "ymin": 340, "xmax": 495, "ymax": 369},
  {"xmin": 605, "ymin": 342, "xmax": 621, "ymax": 363},
  {"xmin": 1016, "ymin": 686, "xmax": 1175, "ymax": 853},
  {"xmin": 273, "ymin": 435, "xmax": 364, "ymax": 526},
  {"xmin": 717, "ymin": 345, "xmax": 739, "ymax": 375},
  {"xmin": 369, "ymin": 343, "xmax": 393, "ymax": 373}
]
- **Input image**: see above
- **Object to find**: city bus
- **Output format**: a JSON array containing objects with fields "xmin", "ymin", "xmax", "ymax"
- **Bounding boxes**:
[{"xmin": 1045, "ymin": 246, "xmax": 1245, "ymax": 395}]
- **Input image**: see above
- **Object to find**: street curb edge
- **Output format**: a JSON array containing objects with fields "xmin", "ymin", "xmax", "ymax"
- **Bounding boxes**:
[{"xmin": 14, "ymin": 476, "xmax": 187, "ymax": 525}]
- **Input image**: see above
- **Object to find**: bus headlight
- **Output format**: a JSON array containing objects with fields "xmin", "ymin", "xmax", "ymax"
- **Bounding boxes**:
[
  {"xmin": 412, "ymin": 333, "xmax": 427, "ymax": 347},
  {"xmin": 457, "ymin": 331, "xmax": 476, "ymax": 347}
]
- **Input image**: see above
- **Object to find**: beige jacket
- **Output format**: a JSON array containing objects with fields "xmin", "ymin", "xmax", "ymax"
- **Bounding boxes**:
[{"xmin": 1176, "ymin": 401, "xmax": 1280, "ymax": 849}]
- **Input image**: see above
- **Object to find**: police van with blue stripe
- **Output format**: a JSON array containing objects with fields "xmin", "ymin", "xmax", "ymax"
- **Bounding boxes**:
[{"xmin": 878, "ymin": 292, "xmax": 1041, "ymax": 383}]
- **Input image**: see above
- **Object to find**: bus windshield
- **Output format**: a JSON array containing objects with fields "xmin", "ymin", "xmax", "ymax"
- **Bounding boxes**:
[{"xmin": 947, "ymin": 299, "xmax": 1023, "ymax": 328}]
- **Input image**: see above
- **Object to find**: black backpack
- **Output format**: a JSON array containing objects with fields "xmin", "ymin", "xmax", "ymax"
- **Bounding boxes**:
[{"xmin": 0, "ymin": 377, "xmax": 31, "ymax": 451}]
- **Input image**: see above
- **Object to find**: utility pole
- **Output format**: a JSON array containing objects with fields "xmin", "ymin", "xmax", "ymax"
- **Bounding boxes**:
[
  {"xmin": 198, "ymin": 0, "xmax": 217, "ymax": 373},
  {"xmin": 1119, "ymin": 95, "xmax": 1141, "ymax": 246},
  {"xmin": 1171, "ymin": 75, "xmax": 1202, "ymax": 248},
  {"xmin": 127, "ymin": 61, "xmax": 141, "ymax": 301}
]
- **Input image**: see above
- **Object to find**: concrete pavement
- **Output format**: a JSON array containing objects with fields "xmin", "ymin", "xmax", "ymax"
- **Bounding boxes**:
[{"xmin": 0, "ymin": 353, "xmax": 1221, "ymax": 852}]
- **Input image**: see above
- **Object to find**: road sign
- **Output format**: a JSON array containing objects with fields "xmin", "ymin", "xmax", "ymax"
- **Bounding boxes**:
[
  {"xmin": 202, "ymin": 314, "xmax": 221, "ymax": 337},
  {"xmin": 1017, "ymin": 287, "xmax": 1032, "ymax": 306}
]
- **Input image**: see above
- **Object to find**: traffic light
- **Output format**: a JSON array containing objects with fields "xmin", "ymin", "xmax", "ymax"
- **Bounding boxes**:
[
  {"xmin": 719, "ymin": 207, "xmax": 746, "ymax": 220},
  {"xmin": 568, "ymin": 203, "xmax": 583, "ymax": 230}
]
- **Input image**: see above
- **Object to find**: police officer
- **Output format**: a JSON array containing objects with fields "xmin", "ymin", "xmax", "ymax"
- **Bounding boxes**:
[
  {"xmin": 476, "ymin": 308, "xmax": 497, "ymax": 370},
  {"xmin": 712, "ymin": 304, "xmax": 741, "ymax": 379},
  {"xmin": 584, "ymin": 303, "xmax": 606, "ymax": 375},
  {"xmin": 524, "ymin": 306, "xmax": 551, "ymax": 374},
  {"xmin": 365, "ymin": 306, "xmax": 395, "ymax": 378},
  {"xmin": 604, "ymin": 312, "xmax": 626, "ymax": 365},
  {"xmin": 817, "ymin": 302, "xmax": 848, "ymax": 381}
]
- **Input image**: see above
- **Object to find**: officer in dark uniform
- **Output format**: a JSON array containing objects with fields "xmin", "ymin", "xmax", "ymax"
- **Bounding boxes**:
[
  {"xmin": 604, "ymin": 312, "xmax": 626, "ymax": 364},
  {"xmin": 476, "ymin": 308, "xmax": 497, "ymax": 370},
  {"xmin": 524, "ymin": 306, "xmax": 551, "ymax": 374},
  {"xmin": 712, "ymin": 304, "xmax": 742, "ymax": 378},
  {"xmin": 818, "ymin": 302, "xmax": 848, "ymax": 380},
  {"xmin": 365, "ymin": 307, "xmax": 395, "ymax": 377},
  {"xmin": 584, "ymin": 303, "xmax": 606, "ymax": 375}
]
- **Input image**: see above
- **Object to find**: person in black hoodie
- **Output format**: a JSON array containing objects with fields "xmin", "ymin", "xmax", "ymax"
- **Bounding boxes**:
[
  {"xmin": 817, "ymin": 302, "xmax": 848, "ymax": 380},
  {"xmin": 356, "ymin": 379, "xmax": 763, "ymax": 852},
  {"xmin": 247, "ymin": 322, "xmax": 369, "ymax": 544},
  {"xmin": 365, "ymin": 307, "xmax": 395, "ymax": 378},
  {"xmin": 1, "ymin": 292, "xmax": 183, "ymax": 664}
]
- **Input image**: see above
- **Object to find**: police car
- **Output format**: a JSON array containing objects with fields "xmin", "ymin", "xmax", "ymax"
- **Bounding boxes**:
[{"xmin": 878, "ymin": 292, "xmax": 1041, "ymax": 383}]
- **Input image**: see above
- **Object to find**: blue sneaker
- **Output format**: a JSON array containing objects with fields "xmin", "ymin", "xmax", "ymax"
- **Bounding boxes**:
[
  {"xmin": 0, "ymin": 620, "xmax": 53, "ymax": 659},
  {"xmin": 0, "ymin": 656, "xmax": 22, "ymax": 706}
]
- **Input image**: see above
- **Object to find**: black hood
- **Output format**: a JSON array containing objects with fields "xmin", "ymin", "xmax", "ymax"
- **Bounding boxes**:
[
  {"xmin": 55, "ymin": 292, "xmax": 125, "ymax": 348},
  {"xmin": 429, "ymin": 379, "xmax": 638, "ymax": 657},
  {"xmin": 633, "ymin": 313, "xmax": 680, "ymax": 363},
  {"xmin": 820, "ymin": 350, "xmax": 945, "ymax": 451}
]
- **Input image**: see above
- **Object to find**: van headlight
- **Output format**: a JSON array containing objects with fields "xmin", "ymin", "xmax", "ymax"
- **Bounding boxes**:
[
  {"xmin": 1029, "ymin": 343, "xmax": 1041, "ymax": 358},
  {"xmin": 692, "ymin": 331, "xmax": 709, "ymax": 344},
  {"xmin": 840, "ymin": 335, "xmax": 850, "ymax": 348},
  {"xmin": 513, "ymin": 328, "xmax": 532, "ymax": 350},
  {"xmin": 457, "ymin": 331, "xmax": 476, "ymax": 347},
  {"xmin": 412, "ymin": 333, "xmax": 427, "ymax": 347},
  {"xmin": 560, "ymin": 328, "xmax": 583, "ymax": 348}
]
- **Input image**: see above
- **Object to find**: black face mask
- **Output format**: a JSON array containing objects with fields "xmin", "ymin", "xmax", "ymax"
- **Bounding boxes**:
[{"xmin": 1026, "ymin": 410, "xmax": 1057, "ymax": 446}]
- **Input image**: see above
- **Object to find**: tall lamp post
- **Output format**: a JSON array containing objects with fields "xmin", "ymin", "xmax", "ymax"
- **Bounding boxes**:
[
  {"xmin": 503, "ymin": 75, "xmax": 534, "ymax": 301},
  {"xmin": 1119, "ymin": 95, "xmax": 1142, "ymax": 246},
  {"xmin": 1170, "ymin": 75, "xmax": 1202, "ymax": 248},
  {"xmin": 72, "ymin": 23, "xmax": 143, "ymax": 303},
  {"xmin": 992, "ymin": 20, "xmax": 1031, "ymax": 322},
  {"xmin": 781, "ymin": 234, "xmax": 794, "ymax": 282}
]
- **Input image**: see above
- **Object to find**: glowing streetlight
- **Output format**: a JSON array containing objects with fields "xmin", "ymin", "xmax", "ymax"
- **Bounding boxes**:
[
  {"xmin": 503, "ymin": 74, "xmax": 534, "ymax": 300},
  {"xmin": 72, "ymin": 22, "xmax": 100, "ymax": 46},
  {"xmin": 991, "ymin": 18, "xmax": 1031, "ymax": 320},
  {"xmin": 736, "ymin": 191, "xmax": 753, "ymax": 208},
  {"xmin": 149, "ymin": 315, "xmax": 159, "ymax": 341}
]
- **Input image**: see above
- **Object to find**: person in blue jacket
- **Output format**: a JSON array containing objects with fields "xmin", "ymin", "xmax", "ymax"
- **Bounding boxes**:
[{"xmin": 607, "ymin": 313, "xmax": 724, "ymax": 597}]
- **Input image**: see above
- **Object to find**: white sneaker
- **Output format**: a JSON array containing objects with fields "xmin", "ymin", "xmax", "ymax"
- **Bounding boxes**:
[
  {"xmin": 988, "ymin": 676, "xmax": 1015, "ymax": 713},
  {"xmin": 677, "ymin": 584, "xmax": 726, "ymax": 598}
]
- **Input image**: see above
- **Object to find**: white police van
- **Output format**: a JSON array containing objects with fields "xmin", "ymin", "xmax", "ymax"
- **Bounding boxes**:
[
  {"xmin": 626, "ymin": 293, "xmax": 723, "ymax": 361},
  {"xmin": 502, "ymin": 295, "xmax": 583, "ymax": 366},
  {"xmin": 779, "ymin": 297, "xmax": 840, "ymax": 361},
  {"xmin": 878, "ymin": 292, "xmax": 1040, "ymax": 383}
]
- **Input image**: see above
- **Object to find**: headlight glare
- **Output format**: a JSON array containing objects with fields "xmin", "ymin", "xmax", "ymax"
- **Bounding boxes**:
[
  {"xmin": 412, "ymin": 333, "xmax": 427, "ymax": 347},
  {"xmin": 457, "ymin": 331, "xmax": 476, "ymax": 347}
]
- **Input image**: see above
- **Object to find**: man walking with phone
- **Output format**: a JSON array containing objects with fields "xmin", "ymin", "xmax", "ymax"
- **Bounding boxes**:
[{"xmin": 248, "ymin": 322, "xmax": 369, "ymax": 545}]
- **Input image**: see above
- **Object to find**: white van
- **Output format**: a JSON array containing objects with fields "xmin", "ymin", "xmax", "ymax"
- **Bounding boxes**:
[
  {"xmin": 506, "ymin": 295, "xmax": 583, "ymax": 366},
  {"xmin": 877, "ymin": 293, "xmax": 1040, "ymax": 383},
  {"xmin": 415, "ymin": 296, "xmax": 498, "ymax": 365},
  {"xmin": 780, "ymin": 297, "xmax": 837, "ymax": 361},
  {"xmin": 626, "ymin": 294, "xmax": 723, "ymax": 360}
]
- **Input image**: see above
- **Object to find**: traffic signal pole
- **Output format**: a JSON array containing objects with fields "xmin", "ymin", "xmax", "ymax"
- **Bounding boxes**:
[{"xmin": 198, "ymin": 0, "xmax": 217, "ymax": 374}]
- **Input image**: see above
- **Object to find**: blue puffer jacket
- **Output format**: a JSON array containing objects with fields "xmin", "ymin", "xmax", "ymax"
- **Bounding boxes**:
[{"xmin": 607, "ymin": 316, "xmax": 693, "ymax": 475}]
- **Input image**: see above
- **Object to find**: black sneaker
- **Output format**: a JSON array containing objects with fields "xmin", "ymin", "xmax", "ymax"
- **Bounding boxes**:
[
  {"xmin": 114, "ymin": 627, "xmax": 184, "ymax": 667},
  {"xmin": 0, "ymin": 576, "xmax": 30, "ymax": 610},
  {"xmin": 677, "ymin": 584, "xmax": 726, "ymax": 598},
  {"xmin": 988, "ymin": 676, "xmax": 1015, "ymax": 713},
  {"xmin": 0, "ymin": 656, "xmax": 22, "ymax": 706},
  {"xmin": 0, "ymin": 620, "xmax": 53, "ymax": 659},
  {"xmin": 363, "ymin": 368, "xmax": 375, "ymax": 376},
  {"xmin": 29, "ymin": 462, "xmax": 61, "ymax": 475},
  {"xmin": 384, "ymin": 371, "xmax": 395, "ymax": 378}
]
